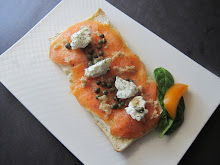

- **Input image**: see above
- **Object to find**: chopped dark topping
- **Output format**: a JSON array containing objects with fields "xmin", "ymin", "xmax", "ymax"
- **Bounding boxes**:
[
  {"xmin": 97, "ymin": 45, "xmax": 102, "ymax": 49},
  {"xmin": 81, "ymin": 48, "xmax": 85, "ymax": 52},
  {"xmin": 103, "ymin": 90, "xmax": 108, "ymax": 95},
  {"xmin": 87, "ymin": 43, "xmax": 92, "ymax": 48},
  {"xmin": 96, "ymin": 95, "xmax": 101, "ymax": 99},
  {"xmin": 110, "ymin": 87, "xmax": 115, "ymax": 93},
  {"xmin": 112, "ymin": 76, "xmax": 116, "ymax": 81},
  {"xmin": 118, "ymin": 104, "xmax": 122, "ymax": 109},
  {"xmin": 96, "ymin": 80, "xmax": 101, "ymax": 85},
  {"xmin": 100, "ymin": 34, "xmax": 104, "ymax": 38},
  {"xmin": 65, "ymin": 42, "xmax": 71, "ymax": 49},
  {"xmin": 98, "ymin": 40, "xmax": 103, "ymax": 45},
  {"xmin": 101, "ymin": 81, "xmax": 107, "ymax": 87},
  {"xmin": 93, "ymin": 57, "xmax": 103, "ymax": 64},
  {"xmin": 87, "ymin": 54, "xmax": 92, "ymax": 60},
  {"xmin": 99, "ymin": 50, "xmax": 104, "ymax": 56},
  {"xmin": 113, "ymin": 96, "xmax": 119, "ymax": 102},
  {"xmin": 121, "ymin": 101, "xmax": 125, "ymax": 106},
  {"xmin": 93, "ymin": 54, "xmax": 98, "ymax": 58},
  {"xmin": 88, "ymin": 49, "xmax": 94, "ymax": 55},
  {"xmin": 95, "ymin": 88, "xmax": 100, "ymax": 94},
  {"xmin": 107, "ymin": 83, "xmax": 113, "ymax": 88},
  {"xmin": 136, "ymin": 107, "xmax": 144, "ymax": 113},
  {"xmin": 110, "ymin": 79, "xmax": 115, "ymax": 84},
  {"xmin": 88, "ymin": 61, "xmax": 93, "ymax": 67},
  {"xmin": 111, "ymin": 103, "xmax": 118, "ymax": 109},
  {"xmin": 118, "ymin": 99, "xmax": 122, "ymax": 103},
  {"xmin": 102, "ymin": 38, "xmax": 107, "ymax": 44}
]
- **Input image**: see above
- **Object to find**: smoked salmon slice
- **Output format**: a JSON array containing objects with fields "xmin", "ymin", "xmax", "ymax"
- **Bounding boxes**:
[{"xmin": 49, "ymin": 9, "xmax": 160, "ymax": 151}]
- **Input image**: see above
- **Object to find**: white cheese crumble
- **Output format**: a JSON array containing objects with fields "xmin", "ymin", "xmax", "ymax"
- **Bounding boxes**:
[
  {"xmin": 84, "ymin": 58, "xmax": 111, "ymax": 78},
  {"xmin": 115, "ymin": 76, "xmax": 138, "ymax": 99},
  {"xmin": 70, "ymin": 26, "xmax": 92, "ymax": 49},
  {"xmin": 125, "ymin": 96, "xmax": 148, "ymax": 121}
]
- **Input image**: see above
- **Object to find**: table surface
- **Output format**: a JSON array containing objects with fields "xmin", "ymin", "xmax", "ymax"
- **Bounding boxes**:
[{"xmin": 0, "ymin": 0, "xmax": 219, "ymax": 164}]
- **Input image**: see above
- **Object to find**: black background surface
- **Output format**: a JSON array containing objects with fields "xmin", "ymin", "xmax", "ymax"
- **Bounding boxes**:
[{"xmin": 0, "ymin": 0, "xmax": 219, "ymax": 164}]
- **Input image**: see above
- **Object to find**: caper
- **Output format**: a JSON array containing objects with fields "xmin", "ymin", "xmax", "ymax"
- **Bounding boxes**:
[
  {"xmin": 111, "ymin": 103, "xmax": 118, "ymax": 109},
  {"xmin": 88, "ymin": 49, "xmax": 94, "ymax": 55},
  {"xmin": 87, "ymin": 43, "xmax": 92, "ymax": 48},
  {"xmin": 88, "ymin": 61, "xmax": 93, "ymax": 67},
  {"xmin": 97, "ymin": 80, "xmax": 101, "ymax": 85},
  {"xmin": 113, "ymin": 96, "xmax": 119, "ymax": 102},
  {"xmin": 87, "ymin": 54, "xmax": 92, "ymax": 60},
  {"xmin": 121, "ymin": 101, "xmax": 125, "ymax": 106},
  {"xmin": 103, "ymin": 90, "xmax": 108, "ymax": 95},
  {"xmin": 65, "ymin": 42, "xmax": 71, "ymax": 49},
  {"xmin": 93, "ymin": 58, "xmax": 99, "ymax": 64},
  {"xmin": 99, "ymin": 50, "xmax": 104, "ymax": 56},
  {"xmin": 110, "ymin": 79, "xmax": 115, "ymax": 84},
  {"xmin": 100, "ymin": 33, "xmax": 104, "ymax": 38},
  {"xmin": 118, "ymin": 104, "xmax": 122, "ymax": 109},
  {"xmin": 110, "ymin": 88, "xmax": 115, "ymax": 93},
  {"xmin": 118, "ymin": 99, "xmax": 122, "ymax": 103},
  {"xmin": 107, "ymin": 83, "xmax": 113, "ymax": 88},
  {"xmin": 125, "ymin": 78, "xmax": 130, "ymax": 81},
  {"xmin": 98, "ymin": 40, "xmax": 103, "ymax": 45},
  {"xmin": 93, "ymin": 54, "xmax": 98, "ymax": 58},
  {"xmin": 112, "ymin": 76, "xmax": 116, "ymax": 81},
  {"xmin": 97, "ymin": 45, "xmax": 102, "ymax": 49},
  {"xmin": 81, "ymin": 48, "xmax": 85, "ymax": 52},
  {"xmin": 95, "ymin": 88, "xmax": 100, "ymax": 94},
  {"xmin": 101, "ymin": 81, "xmax": 107, "ymax": 87},
  {"xmin": 103, "ymin": 38, "xmax": 107, "ymax": 44},
  {"xmin": 96, "ymin": 95, "xmax": 101, "ymax": 99},
  {"xmin": 136, "ymin": 107, "xmax": 144, "ymax": 113}
]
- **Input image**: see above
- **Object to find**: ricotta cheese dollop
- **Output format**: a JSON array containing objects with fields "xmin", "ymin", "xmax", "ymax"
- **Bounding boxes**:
[
  {"xmin": 115, "ymin": 76, "xmax": 138, "ymax": 99},
  {"xmin": 125, "ymin": 96, "xmax": 148, "ymax": 121},
  {"xmin": 70, "ymin": 26, "xmax": 92, "ymax": 49},
  {"xmin": 84, "ymin": 58, "xmax": 111, "ymax": 78}
]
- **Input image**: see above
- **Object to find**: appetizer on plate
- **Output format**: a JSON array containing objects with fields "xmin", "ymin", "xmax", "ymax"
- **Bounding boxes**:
[{"xmin": 49, "ymin": 8, "xmax": 187, "ymax": 151}]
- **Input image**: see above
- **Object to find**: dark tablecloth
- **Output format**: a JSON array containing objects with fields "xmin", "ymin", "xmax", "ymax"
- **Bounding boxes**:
[{"xmin": 0, "ymin": 0, "xmax": 219, "ymax": 164}]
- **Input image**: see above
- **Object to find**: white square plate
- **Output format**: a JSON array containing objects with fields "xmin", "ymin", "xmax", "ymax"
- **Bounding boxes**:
[{"xmin": 0, "ymin": 0, "xmax": 220, "ymax": 164}]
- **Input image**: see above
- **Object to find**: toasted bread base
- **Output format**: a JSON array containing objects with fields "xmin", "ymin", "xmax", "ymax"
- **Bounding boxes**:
[
  {"xmin": 54, "ymin": 8, "xmax": 159, "ymax": 152},
  {"xmin": 90, "ymin": 112, "xmax": 135, "ymax": 152}
]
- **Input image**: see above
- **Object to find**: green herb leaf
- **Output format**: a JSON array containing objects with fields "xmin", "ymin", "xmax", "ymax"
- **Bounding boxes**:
[
  {"xmin": 159, "ymin": 118, "xmax": 173, "ymax": 138},
  {"xmin": 166, "ymin": 97, "xmax": 185, "ymax": 134},
  {"xmin": 154, "ymin": 67, "xmax": 174, "ymax": 95},
  {"xmin": 154, "ymin": 67, "xmax": 185, "ymax": 137}
]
